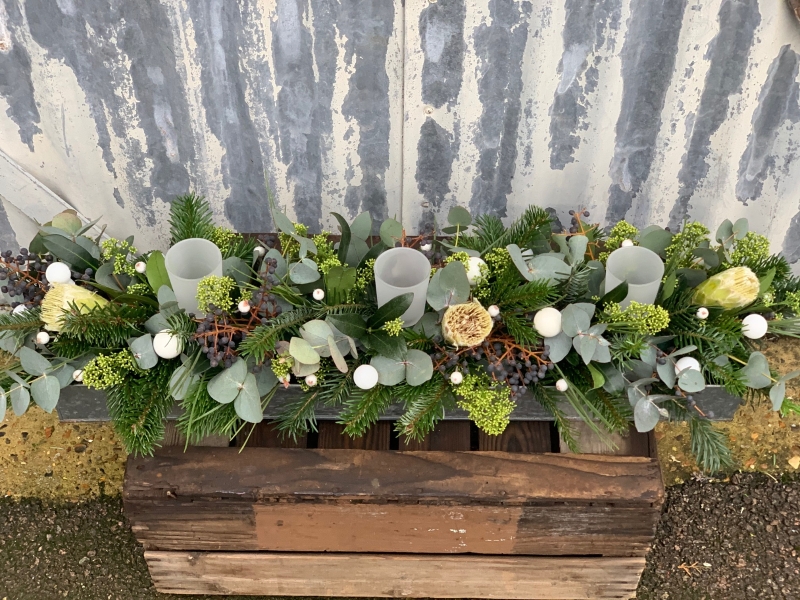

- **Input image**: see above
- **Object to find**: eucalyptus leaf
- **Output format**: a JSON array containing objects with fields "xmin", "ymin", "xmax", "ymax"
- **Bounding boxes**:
[
  {"xmin": 370, "ymin": 355, "xmax": 405, "ymax": 386},
  {"xmin": 169, "ymin": 363, "xmax": 198, "ymax": 401},
  {"xmin": 427, "ymin": 262, "xmax": 469, "ymax": 311},
  {"xmin": 292, "ymin": 360, "xmax": 320, "ymax": 377},
  {"xmin": 640, "ymin": 345, "xmax": 657, "ymax": 367},
  {"xmin": 223, "ymin": 257, "xmax": 250, "ymax": 287},
  {"xmin": 657, "ymin": 358, "xmax": 676, "ymax": 388},
  {"xmin": 31, "ymin": 375, "xmax": 60, "ymax": 413},
  {"xmin": 412, "ymin": 312, "xmax": 441, "ymax": 338},
  {"xmin": 289, "ymin": 337, "xmax": 320, "ymax": 364},
  {"xmin": 586, "ymin": 260, "xmax": 605, "ymax": 298},
  {"xmin": 264, "ymin": 248, "xmax": 288, "ymax": 278},
  {"xmin": 526, "ymin": 254, "xmax": 572, "ymax": 285},
  {"xmin": 10, "ymin": 386, "xmax": 30, "ymax": 415},
  {"xmin": 671, "ymin": 345, "xmax": 698, "ymax": 358},
  {"xmin": 272, "ymin": 209, "xmax": 296, "ymax": 235},
  {"xmin": 592, "ymin": 343, "xmax": 612, "ymax": 363},
  {"xmin": 732, "ymin": 217, "xmax": 749, "ymax": 240},
  {"xmin": 234, "ymin": 373, "xmax": 263, "ymax": 423},
  {"xmin": 51, "ymin": 211, "xmax": 83, "ymax": 234},
  {"xmin": 638, "ymin": 229, "xmax": 673, "ymax": 256},
  {"xmin": 628, "ymin": 359, "xmax": 655, "ymax": 380},
  {"xmin": 447, "ymin": 206, "xmax": 472, "ymax": 227},
  {"xmin": 17, "ymin": 346, "xmax": 51, "ymax": 377},
  {"xmin": 627, "ymin": 384, "xmax": 648, "ymax": 407},
  {"xmin": 560, "ymin": 304, "xmax": 591, "ymax": 337},
  {"xmin": 208, "ymin": 359, "xmax": 248, "ymax": 404},
  {"xmin": 599, "ymin": 364, "xmax": 626, "ymax": 394},
  {"xmin": 129, "ymin": 334, "xmax": 158, "ymax": 370},
  {"xmin": 405, "ymin": 349, "xmax": 434, "ymax": 386},
  {"xmin": 379, "ymin": 218, "xmax": 403, "ymax": 247},
  {"xmin": 678, "ymin": 368, "xmax": 705, "ymax": 393},
  {"xmin": 779, "ymin": 369, "xmax": 800, "ymax": 383},
  {"xmin": 289, "ymin": 260, "xmax": 320, "ymax": 285},
  {"xmin": 573, "ymin": 334, "xmax": 598, "ymax": 365},
  {"xmin": 41, "ymin": 235, "xmax": 98, "ymax": 271},
  {"xmin": 327, "ymin": 335, "xmax": 348, "ymax": 373},
  {"xmin": 567, "ymin": 235, "xmax": 588, "ymax": 265},
  {"xmin": 716, "ymin": 219, "xmax": 734, "ymax": 247},
  {"xmin": 145, "ymin": 312, "xmax": 171, "ymax": 335},
  {"xmin": 75, "ymin": 236, "xmax": 101, "ymax": 260},
  {"xmin": 300, "ymin": 320, "xmax": 335, "ymax": 353},
  {"xmin": 0, "ymin": 332, "xmax": 18, "ymax": 354},
  {"xmin": 770, "ymin": 382, "xmax": 786, "ymax": 411},
  {"xmin": 741, "ymin": 351, "xmax": 771, "ymax": 389},
  {"xmin": 255, "ymin": 366, "xmax": 278, "ymax": 396},
  {"xmin": 350, "ymin": 211, "xmax": 373, "ymax": 240},
  {"xmin": 712, "ymin": 355, "xmax": 730, "ymax": 367},
  {"xmin": 693, "ymin": 247, "xmax": 720, "ymax": 268},
  {"xmin": 157, "ymin": 286, "xmax": 178, "ymax": 306},
  {"xmin": 634, "ymin": 398, "xmax": 661, "ymax": 432},
  {"xmin": 544, "ymin": 331, "xmax": 572, "ymax": 363}
]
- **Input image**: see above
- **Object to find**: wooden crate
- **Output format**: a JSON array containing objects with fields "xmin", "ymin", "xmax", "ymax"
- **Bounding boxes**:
[{"xmin": 124, "ymin": 420, "xmax": 663, "ymax": 599}]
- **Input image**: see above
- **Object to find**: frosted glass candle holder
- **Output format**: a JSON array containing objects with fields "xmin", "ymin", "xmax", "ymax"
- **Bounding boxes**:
[
  {"xmin": 605, "ymin": 246, "xmax": 664, "ymax": 308},
  {"xmin": 164, "ymin": 238, "xmax": 223, "ymax": 315},
  {"xmin": 374, "ymin": 247, "xmax": 430, "ymax": 326}
]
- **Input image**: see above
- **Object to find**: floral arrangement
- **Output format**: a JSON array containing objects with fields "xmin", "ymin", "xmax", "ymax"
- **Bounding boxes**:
[{"xmin": 1, "ymin": 194, "xmax": 799, "ymax": 471}]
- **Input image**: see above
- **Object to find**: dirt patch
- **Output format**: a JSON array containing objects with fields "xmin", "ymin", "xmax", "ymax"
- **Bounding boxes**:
[{"xmin": 0, "ymin": 409, "xmax": 126, "ymax": 500}]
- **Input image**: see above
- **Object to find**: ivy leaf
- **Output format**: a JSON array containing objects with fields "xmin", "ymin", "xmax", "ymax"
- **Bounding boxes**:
[
  {"xmin": 17, "ymin": 347, "xmax": 52, "ymax": 377},
  {"xmin": 289, "ymin": 337, "xmax": 320, "ymax": 365},
  {"xmin": 10, "ymin": 386, "xmax": 30, "ymax": 415},
  {"xmin": 146, "ymin": 251, "xmax": 171, "ymax": 292},
  {"xmin": 370, "ymin": 355, "xmax": 406, "ymax": 386},
  {"xmin": 327, "ymin": 335, "xmax": 348, "ymax": 373},
  {"xmin": 741, "ymin": 352, "xmax": 771, "ymax": 389},
  {"xmin": 770, "ymin": 382, "xmax": 786, "ymax": 411},
  {"xmin": 447, "ymin": 206, "xmax": 472, "ymax": 227},
  {"xmin": 544, "ymin": 331, "xmax": 572, "ymax": 363},
  {"xmin": 208, "ymin": 358, "xmax": 248, "ymax": 404},
  {"xmin": 129, "ymin": 334, "xmax": 158, "ymax": 370},
  {"xmin": 678, "ymin": 368, "xmax": 705, "ymax": 393},
  {"xmin": 326, "ymin": 314, "xmax": 368, "ymax": 339},
  {"xmin": 331, "ymin": 212, "xmax": 352, "ymax": 264},
  {"xmin": 405, "ymin": 349, "xmax": 433, "ymax": 386},
  {"xmin": 379, "ymin": 218, "xmax": 403, "ymax": 247},
  {"xmin": 350, "ymin": 212, "xmax": 373, "ymax": 240},
  {"xmin": 31, "ymin": 375, "xmax": 60, "ymax": 413},
  {"xmin": 560, "ymin": 304, "xmax": 591, "ymax": 337},
  {"xmin": 369, "ymin": 293, "xmax": 413, "ymax": 328},
  {"xmin": 634, "ymin": 398, "xmax": 661, "ymax": 432},
  {"xmin": 234, "ymin": 373, "xmax": 263, "ymax": 423}
]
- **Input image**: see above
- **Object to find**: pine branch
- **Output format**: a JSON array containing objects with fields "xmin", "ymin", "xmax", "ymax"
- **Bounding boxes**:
[
  {"xmin": 177, "ymin": 374, "xmax": 239, "ymax": 446},
  {"xmin": 60, "ymin": 302, "xmax": 153, "ymax": 347},
  {"xmin": 48, "ymin": 335, "xmax": 100, "ymax": 359},
  {"xmin": 458, "ymin": 206, "xmax": 552, "ymax": 254},
  {"xmin": 0, "ymin": 307, "xmax": 42, "ymax": 338},
  {"xmin": 560, "ymin": 262, "xmax": 593, "ymax": 304},
  {"xmin": 690, "ymin": 416, "xmax": 734, "ymax": 473},
  {"xmin": 339, "ymin": 385, "xmax": 392, "ymax": 437},
  {"xmin": 224, "ymin": 235, "xmax": 258, "ymax": 262},
  {"xmin": 497, "ymin": 279, "xmax": 555, "ymax": 312},
  {"xmin": 503, "ymin": 313, "xmax": 540, "ymax": 346},
  {"xmin": 535, "ymin": 385, "xmax": 577, "ymax": 452},
  {"xmin": 169, "ymin": 193, "xmax": 215, "ymax": 245},
  {"xmin": 396, "ymin": 378, "xmax": 452, "ymax": 441},
  {"xmin": 274, "ymin": 388, "xmax": 320, "ymax": 440},
  {"xmin": 239, "ymin": 307, "xmax": 318, "ymax": 363}
]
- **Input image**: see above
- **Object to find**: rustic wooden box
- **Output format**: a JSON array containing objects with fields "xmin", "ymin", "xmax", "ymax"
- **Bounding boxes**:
[{"xmin": 123, "ymin": 419, "xmax": 664, "ymax": 599}]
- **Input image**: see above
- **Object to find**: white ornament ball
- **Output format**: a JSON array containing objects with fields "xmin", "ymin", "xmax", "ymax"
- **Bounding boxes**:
[
  {"xmin": 253, "ymin": 246, "xmax": 266, "ymax": 258},
  {"xmin": 72, "ymin": 369, "xmax": 83, "ymax": 383},
  {"xmin": 153, "ymin": 330, "xmax": 182, "ymax": 359},
  {"xmin": 621, "ymin": 239, "xmax": 635, "ymax": 247},
  {"xmin": 742, "ymin": 313, "xmax": 768, "ymax": 340},
  {"xmin": 533, "ymin": 307, "xmax": 562, "ymax": 338},
  {"xmin": 450, "ymin": 371, "xmax": 463, "ymax": 385},
  {"xmin": 674, "ymin": 356, "xmax": 701, "ymax": 374},
  {"xmin": 305, "ymin": 374, "xmax": 318, "ymax": 387},
  {"xmin": 488, "ymin": 305, "xmax": 500, "ymax": 318},
  {"xmin": 353, "ymin": 364, "xmax": 379, "ymax": 390},
  {"xmin": 238, "ymin": 299, "xmax": 251, "ymax": 314},
  {"xmin": 12, "ymin": 304, "xmax": 28, "ymax": 315},
  {"xmin": 45, "ymin": 262, "xmax": 72, "ymax": 284},
  {"xmin": 465, "ymin": 256, "xmax": 487, "ymax": 286},
  {"xmin": 420, "ymin": 243, "xmax": 432, "ymax": 252},
  {"xmin": 134, "ymin": 261, "xmax": 147, "ymax": 274},
  {"xmin": 35, "ymin": 331, "xmax": 50, "ymax": 345},
  {"xmin": 313, "ymin": 288, "xmax": 325, "ymax": 301},
  {"xmin": 696, "ymin": 307, "xmax": 709, "ymax": 320},
  {"xmin": 555, "ymin": 378, "xmax": 569, "ymax": 392}
]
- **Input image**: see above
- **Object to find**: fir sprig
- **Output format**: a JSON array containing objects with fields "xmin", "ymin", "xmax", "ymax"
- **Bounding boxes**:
[
  {"xmin": 59, "ymin": 302, "xmax": 153, "ymax": 347},
  {"xmin": 339, "ymin": 385, "xmax": 392, "ymax": 437},
  {"xmin": 169, "ymin": 193, "xmax": 215, "ymax": 244},
  {"xmin": 0, "ymin": 307, "xmax": 42, "ymax": 339},
  {"xmin": 458, "ymin": 206, "xmax": 552, "ymax": 254},
  {"xmin": 176, "ymin": 374, "xmax": 239, "ymax": 447},
  {"xmin": 396, "ymin": 377, "xmax": 453, "ymax": 441}
]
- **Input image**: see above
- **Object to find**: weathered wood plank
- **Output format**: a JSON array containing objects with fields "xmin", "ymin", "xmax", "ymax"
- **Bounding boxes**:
[
  {"xmin": 144, "ymin": 551, "xmax": 645, "ymax": 598},
  {"xmin": 479, "ymin": 422, "xmax": 552, "ymax": 453},
  {"xmin": 317, "ymin": 421, "xmax": 391, "ymax": 450},
  {"xmin": 398, "ymin": 421, "xmax": 471, "ymax": 451},
  {"xmin": 160, "ymin": 422, "xmax": 230, "ymax": 449},
  {"xmin": 124, "ymin": 447, "xmax": 664, "ymax": 505},
  {"xmin": 126, "ymin": 499, "xmax": 658, "ymax": 555},
  {"xmin": 560, "ymin": 423, "xmax": 651, "ymax": 457},
  {"xmin": 237, "ymin": 421, "xmax": 307, "ymax": 448}
]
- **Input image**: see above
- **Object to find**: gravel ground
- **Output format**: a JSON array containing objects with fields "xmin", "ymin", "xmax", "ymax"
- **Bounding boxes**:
[{"xmin": 0, "ymin": 474, "xmax": 799, "ymax": 600}]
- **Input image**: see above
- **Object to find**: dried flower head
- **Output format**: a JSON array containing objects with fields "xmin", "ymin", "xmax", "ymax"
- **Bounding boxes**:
[
  {"xmin": 442, "ymin": 301, "xmax": 493, "ymax": 347},
  {"xmin": 41, "ymin": 283, "xmax": 109, "ymax": 332}
]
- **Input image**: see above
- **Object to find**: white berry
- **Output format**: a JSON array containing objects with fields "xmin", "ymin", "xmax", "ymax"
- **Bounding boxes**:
[
  {"xmin": 12, "ymin": 304, "xmax": 28, "ymax": 315},
  {"xmin": 72, "ymin": 369, "xmax": 83, "ymax": 382},
  {"xmin": 555, "ymin": 378, "xmax": 569, "ymax": 392},
  {"xmin": 450, "ymin": 371, "xmax": 463, "ymax": 385},
  {"xmin": 533, "ymin": 307, "xmax": 562, "ymax": 338},
  {"xmin": 742, "ymin": 313, "xmax": 768, "ymax": 340},
  {"xmin": 238, "ymin": 299, "xmax": 251, "ymax": 314},
  {"xmin": 488, "ymin": 305, "xmax": 500, "ymax": 318},
  {"xmin": 621, "ymin": 239, "xmax": 634, "ymax": 247},
  {"xmin": 35, "ymin": 331, "xmax": 50, "ymax": 345},
  {"xmin": 305, "ymin": 374, "xmax": 318, "ymax": 387},
  {"xmin": 44, "ymin": 262, "xmax": 72, "ymax": 284},
  {"xmin": 353, "ymin": 364, "xmax": 379, "ymax": 390},
  {"xmin": 153, "ymin": 330, "xmax": 182, "ymax": 359},
  {"xmin": 674, "ymin": 356, "xmax": 701, "ymax": 374},
  {"xmin": 135, "ymin": 261, "xmax": 147, "ymax": 274},
  {"xmin": 313, "ymin": 289, "xmax": 325, "ymax": 301},
  {"xmin": 420, "ymin": 243, "xmax": 432, "ymax": 252},
  {"xmin": 696, "ymin": 307, "xmax": 709, "ymax": 320},
  {"xmin": 253, "ymin": 246, "xmax": 266, "ymax": 257}
]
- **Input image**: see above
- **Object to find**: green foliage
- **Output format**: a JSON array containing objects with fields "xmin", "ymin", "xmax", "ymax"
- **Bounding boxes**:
[
  {"xmin": 729, "ymin": 231, "xmax": 770, "ymax": 266},
  {"xmin": 82, "ymin": 350, "xmax": 137, "ymax": 389},
  {"xmin": 339, "ymin": 385, "xmax": 392, "ymax": 437},
  {"xmin": 176, "ymin": 374, "xmax": 239, "ymax": 446},
  {"xmin": 535, "ymin": 386, "xmax": 577, "ymax": 452},
  {"xmin": 503, "ymin": 313, "xmax": 539, "ymax": 346},
  {"xmin": 241, "ymin": 307, "xmax": 318, "ymax": 363},
  {"xmin": 458, "ymin": 207, "xmax": 551, "ymax": 254},
  {"xmin": 100, "ymin": 238, "xmax": 137, "ymax": 276},
  {"xmin": 665, "ymin": 221, "xmax": 710, "ymax": 270},
  {"xmin": 169, "ymin": 193, "xmax": 215, "ymax": 244},
  {"xmin": 690, "ymin": 416, "xmax": 734, "ymax": 473},
  {"xmin": 48, "ymin": 335, "xmax": 97, "ymax": 359},
  {"xmin": 396, "ymin": 377, "xmax": 452, "ymax": 441},
  {"xmin": 0, "ymin": 307, "xmax": 42, "ymax": 340},
  {"xmin": 560, "ymin": 261, "xmax": 594, "ymax": 303},
  {"xmin": 60, "ymin": 302, "xmax": 152, "ymax": 347},
  {"xmin": 602, "ymin": 301, "xmax": 670, "ymax": 335},
  {"xmin": 455, "ymin": 373, "xmax": 515, "ymax": 436},
  {"xmin": 609, "ymin": 333, "xmax": 648, "ymax": 370},
  {"xmin": 195, "ymin": 275, "xmax": 236, "ymax": 313},
  {"xmin": 105, "ymin": 360, "xmax": 175, "ymax": 456},
  {"xmin": 382, "ymin": 317, "xmax": 404, "ymax": 336},
  {"xmin": 598, "ymin": 220, "xmax": 638, "ymax": 263}
]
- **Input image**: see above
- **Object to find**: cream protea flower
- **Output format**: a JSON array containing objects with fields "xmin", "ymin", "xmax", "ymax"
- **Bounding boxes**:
[
  {"xmin": 41, "ymin": 283, "xmax": 109, "ymax": 331},
  {"xmin": 442, "ymin": 301, "xmax": 494, "ymax": 347},
  {"xmin": 692, "ymin": 266, "xmax": 759, "ymax": 310}
]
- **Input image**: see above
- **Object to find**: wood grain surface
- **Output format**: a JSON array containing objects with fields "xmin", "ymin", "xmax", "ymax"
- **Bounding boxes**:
[{"xmin": 145, "ymin": 551, "xmax": 646, "ymax": 598}]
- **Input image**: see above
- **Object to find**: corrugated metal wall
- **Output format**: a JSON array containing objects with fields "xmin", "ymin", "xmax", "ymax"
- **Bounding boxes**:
[{"xmin": 1, "ymin": 0, "xmax": 799, "ymax": 270}]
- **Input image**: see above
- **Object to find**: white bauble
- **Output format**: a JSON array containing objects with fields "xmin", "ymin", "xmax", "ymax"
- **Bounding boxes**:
[
  {"xmin": 450, "ymin": 371, "xmax": 463, "ymax": 385},
  {"xmin": 742, "ymin": 313, "xmax": 768, "ymax": 340},
  {"xmin": 305, "ymin": 374, "xmax": 318, "ymax": 387},
  {"xmin": 253, "ymin": 246, "xmax": 266, "ymax": 258},
  {"xmin": 621, "ymin": 239, "xmax": 635, "ymax": 247},
  {"xmin": 465, "ymin": 256, "xmax": 487, "ymax": 286},
  {"xmin": 35, "ymin": 331, "xmax": 50, "ymax": 345},
  {"xmin": 313, "ymin": 288, "xmax": 325, "ymax": 301},
  {"xmin": 353, "ymin": 364, "xmax": 379, "ymax": 390},
  {"xmin": 153, "ymin": 330, "xmax": 182, "ymax": 359},
  {"xmin": 45, "ymin": 262, "xmax": 72, "ymax": 284},
  {"xmin": 487, "ymin": 305, "xmax": 500, "ymax": 318},
  {"xmin": 674, "ymin": 356, "xmax": 701, "ymax": 374},
  {"xmin": 12, "ymin": 304, "xmax": 28, "ymax": 315},
  {"xmin": 696, "ymin": 307, "xmax": 709, "ymax": 320},
  {"xmin": 533, "ymin": 307, "xmax": 562, "ymax": 338},
  {"xmin": 555, "ymin": 378, "xmax": 569, "ymax": 392},
  {"xmin": 72, "ymin": 369, "xmax": 84, "ymax": 383},
  {"xmin": 420, "ymin": 243, "xmax": 432, "ymax": 252},
  {"xmin": 238, "ymin": 300, "xmax": 251, "ymax": 314},
  {"xmin": 134, "ymin": 261, "xmax": 147, "ymax": 274}
]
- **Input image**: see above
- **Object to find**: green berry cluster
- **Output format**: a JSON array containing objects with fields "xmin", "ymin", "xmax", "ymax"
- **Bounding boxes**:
[
  {"xmin": 729, "ymin": 232, "xmax": 770, "ymax": 265},
  {"xmin": 599, "ymin": 221, "xmax": 639, "ymax": 263},
  {"xmin": 785, "ymin": 291, "xmax": 800, "ymax": 315},
  {"xmin": 126, "ymin": 283, "xmax": 151, "ymax": 296},
  {"xmin": 279, "ymin": 223, "xmax": 308, "ymax": 258},
  {"xmin": 313, "ymin": 233, "xmax": 335, "ymax": 260},
  {"xmin": 353, "ymin": 259, "xmax": 376, "ymax": 294},
  {"xmin": 665, "ymin": 221, "xmax": 710, "ymax": 269},
  {"xmin": 445, "ymin": 251, "xmax": 471, "ymax": 268},
  {"xmin": 82, "ymin": 350, "xmax": 137, "ymax": 390},
  {"xmin": 603, "ymin": 301, "xmax": 670, "ymax": 335},
  {"xmin": 382, "ymin": 317, "xmax": 404, "ymax": 336},
  {"xmin": 195, "ymin": 275, "xmax": 236, "ymax": 313},
  {"xmin": 271, "ymin": 354, "xmax": 294, "ymax": 382},
  {"xmin": 484, "ymin": 248, "xmax": 512, "ymax": 274},
  {"xmin": 319, "ymin": 256, "xmax": 342, "ymax": 275},
  {"xmin": 101, "ymin": 238, "xmax": 137, "ymax": 276},
  {"xmin": 455, "ymin": 373, "xmax": 515, "ymax": 436},
  {"xmin": 210, "ymin": 226, "xmax": 241, "ymax": 254}
]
